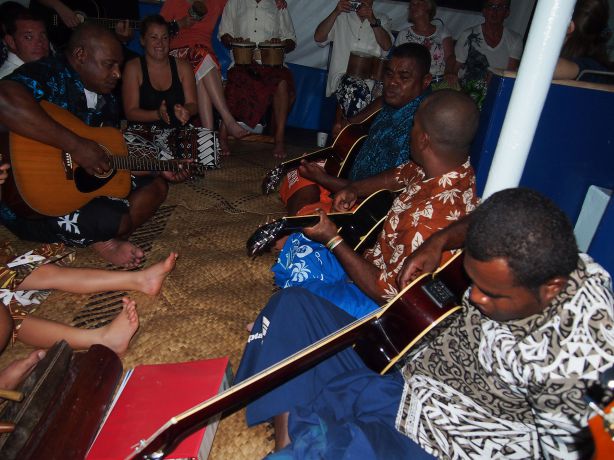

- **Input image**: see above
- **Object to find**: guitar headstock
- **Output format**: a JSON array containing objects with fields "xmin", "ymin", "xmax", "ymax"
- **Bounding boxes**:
[
  {"xmin": 261, "ymin": 166, "xmax": 284, "ymax": 195},
  {"xmin": 246, "ymin": 219, "xmax": 288, "ymax": 257}
]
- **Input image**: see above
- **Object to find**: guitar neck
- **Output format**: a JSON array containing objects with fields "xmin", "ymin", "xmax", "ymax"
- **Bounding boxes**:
[
  {"xmin": 277, "ymin": 212, "xmax": 354, "ymax": 235},
  {"xmin": 51, "ymin": 15, "xmax": 140, "ymax": 30},
  {"xmin": 111, "ymin": 156, "xmax": 202, "ymax": 174},
  {"xmin": 278, "ymin": 147, "xmax": 334, "ymax": 171},
  {"xmin": 88, "ymin": 17, "xmax": 140, "ymax": 30},
  {"xmin": 128, "ymin": 312, "xmax": 376, "ymax": 459}
]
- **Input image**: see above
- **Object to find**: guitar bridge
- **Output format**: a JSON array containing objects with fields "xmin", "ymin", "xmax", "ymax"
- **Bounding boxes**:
[
  {"xmin": 62, "ymin": 152, "xmax": 74, "ymax": 180},
  {"xmin": 421, "ymin": 278, "xmax": 455, "ymax": 309}
]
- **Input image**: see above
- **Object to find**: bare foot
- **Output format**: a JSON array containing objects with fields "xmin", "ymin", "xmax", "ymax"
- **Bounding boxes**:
[
  {"xmin": 137, "ymin": 252, "xmax": 178, "ymax": 296},
  {"xmin": 246, "ymin": 322, "xmax": 254, "ymax": 333},
  {"xmin": 98, "ymin": 297, "xmax": 139, "ymax": 356},
  {"xmin": 272, "ymin": 143, "xmax": 286, "ymax": 159},
  {"xmin": 92, "ymin": 239, "xmax": 145, "ymax": 269},
  {"xmin": 218, "ymin": 137, "xmax": 231, "ymax": 156},
  {"xmin": 0, "ymin": 349, "xmax": 46, "ymax": 391},
  {"xmin": 227, "ymin": 120, "xmax": 249, "ymax": 139}
]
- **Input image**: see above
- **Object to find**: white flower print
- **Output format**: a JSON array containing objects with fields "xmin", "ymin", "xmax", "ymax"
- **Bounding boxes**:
[
  {"xmin": 438, "ymin": 171, "xmax": 459, "ymax": 188},
  {"xmin": 290, "ymin": 261, "xmax": 311, "ymax": 283},
  {"xmin": 411, "ymin": 231, "xmax": 424, "ymax": 252},
  {"xmin": 58, "ymin": 211, "xmax": 81, "ymax": 234},
  {"xmin": 438, "ymin": 189, "xmax": 461, "ymax": 204},
  {"xmin": 446, "ymin": 209, "xmax": 462, "ymax": 221}
]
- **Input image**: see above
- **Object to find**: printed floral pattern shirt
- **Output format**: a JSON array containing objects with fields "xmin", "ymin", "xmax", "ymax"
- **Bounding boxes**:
[{"xmin": 363, "ymin": 160, "xmax": 477, "ymax": 301}]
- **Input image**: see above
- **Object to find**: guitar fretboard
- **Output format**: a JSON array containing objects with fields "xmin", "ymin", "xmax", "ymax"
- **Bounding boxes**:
[
  {"xmin": 111, "ymin": 156, "xmax": 204, "ymax": 174},
  {"xmin": 52, "ymin": 15, "xmax": 140, "ymax": 30}
]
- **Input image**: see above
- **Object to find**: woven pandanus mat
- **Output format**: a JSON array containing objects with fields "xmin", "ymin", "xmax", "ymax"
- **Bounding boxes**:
[{"xmin": 0, "ymin": 139, "xmax": 308, "ymax": 459}]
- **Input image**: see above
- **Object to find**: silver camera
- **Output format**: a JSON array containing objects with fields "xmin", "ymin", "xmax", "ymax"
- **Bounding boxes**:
[{"xmin": 349, "ymin": 1, "xmax": 362, "ymax": 12}]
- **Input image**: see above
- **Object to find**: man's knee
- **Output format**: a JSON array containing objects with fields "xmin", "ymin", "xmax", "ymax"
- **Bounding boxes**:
[{"xmin": 286, "ymin": 184, "xmax": 321, "ymax": 215}]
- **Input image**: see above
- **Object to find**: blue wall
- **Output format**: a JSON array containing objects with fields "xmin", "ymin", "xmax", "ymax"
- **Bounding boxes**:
[{"xmin": 471, "ymin": 75, "xmax": 614, "ymax": 272}]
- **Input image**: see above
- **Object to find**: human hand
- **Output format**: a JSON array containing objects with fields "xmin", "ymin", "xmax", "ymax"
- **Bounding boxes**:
[
  {"xmin": 302, "ymin": 209, "xmax": 338, "ymax": 244},
  {"xmin": 396, "ymin": 238, "xmax": 444, "ymax": 289},
  {"xmin": 220, "ymin": 33, "xmax": 235, "ymax": 48},
  {"xmin": 115, "ymin": 20, "xmax": 133, "ymax": 43},
  {"xmin": 56, "ymin": 4, "xmax": 81, "ymax": 28},
  {"xmin": 158, "ymin": 100, "xmax": 171, "ymax": 125},
  {"xmin": 0, "ymin": 163, "xmax": 10, "ymax": 185},
  {"xmin": 177, "ymin": 15, "xmax": 198, "ymax": 30},
  {"xmin": 332, "ymin": 187, "xmax": 357, "ymax": 212},
  {"xmin": 160, "ymin": 160, "xmax": 193, "ymax": 183},
  {"xmin": 70, "ymin": 138, "xmax": 112, "ymax": 176},
  {"xmin": 357, "ymin": 2, "xmax": 374, "ymax": 20},
  {"xmin": 269, "ymin": 37, "xmax": 282, "ymax": 44},
  {"xmin": 173, "ymin": 104, "xmax": 191, "ymax": 125},
  {"xmin": 297, "ymin": 160, "xmax": 327, "ymax": 182},
  {"xmin": 275, "ymin": 0, "xmax": 287, "ymax": 9},
  {"xmin": 336, "ymin": 0, "xmax": 353, "ymax": 13}
]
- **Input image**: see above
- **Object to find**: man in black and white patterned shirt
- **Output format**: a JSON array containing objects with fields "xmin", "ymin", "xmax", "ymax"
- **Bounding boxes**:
[{"xmin": 235, "ymin": 188, "xmax": 614, "ymax": 458}]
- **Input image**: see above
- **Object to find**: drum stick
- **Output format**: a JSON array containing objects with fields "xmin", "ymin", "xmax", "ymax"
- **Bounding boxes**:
[{"xmin": 0, "ymin": 389, "xmax": 24, "ymax": 402}]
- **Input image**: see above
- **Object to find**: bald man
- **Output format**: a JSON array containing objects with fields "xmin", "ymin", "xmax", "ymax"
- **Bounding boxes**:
[
  {"xmin": 266, "ymin": 90, "xmax": 479, "ymax": 319},
  {"xmin": 0, "ymin": 24, "xmax": 186, "ymax": 268}
]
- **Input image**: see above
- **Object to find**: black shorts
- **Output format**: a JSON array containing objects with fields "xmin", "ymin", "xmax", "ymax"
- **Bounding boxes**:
[{"xmin": 0, "ymin": 175, "xmax": 155, "ymax": 246}]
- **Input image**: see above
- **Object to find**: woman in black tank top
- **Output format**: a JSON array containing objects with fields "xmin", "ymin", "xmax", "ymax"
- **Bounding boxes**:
[{"xmin": 122, "ymin": 15, "xmax": 198, "ymax": 128}]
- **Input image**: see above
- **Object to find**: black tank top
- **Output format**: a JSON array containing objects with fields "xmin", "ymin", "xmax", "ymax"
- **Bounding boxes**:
[{"xmin": 139, "ymin": 56, "xmax": 185, "ymax": 127}]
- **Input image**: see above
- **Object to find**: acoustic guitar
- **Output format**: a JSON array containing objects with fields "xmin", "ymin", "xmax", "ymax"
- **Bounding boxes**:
[
  {"xmin": 4, "ymin": 101, "xmax": 205, "ymax": 218},
  {"xmin": 126, "ymin": 251, "xmax": 468, "ymax": 459},
  {"xmin": 585, "ymin": 365, "xmax": 614, "ymax": 459},
  {"xmin": 261, "ymin": 110, "xmax": 379, "ymax": 195},
  {"xmin": 246, "ymin": 189, "xmax": 395, "ymax": 257},
  {"xmin": 30, "ymin": 0, "xmax": 139, "ymax": 47}
]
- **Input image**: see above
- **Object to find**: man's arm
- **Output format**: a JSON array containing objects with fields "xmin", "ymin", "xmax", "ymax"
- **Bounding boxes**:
[
  {"xmin": 396, "ymin": 215, "xmax": 471, "ymax": 289},
  {"xmin": 553, "ymin": 57, "xmax": 580, "ymax": 80},
  {"xmin": 333, "ymin": 167, "xmax": 400, "ymax": 211},
  {"xmin": 303, "ymin": 210, "xmax": 384, "ymax": 303},
  {"xmin": 314, "ymin": 1, "xmax": 349, "ymax": 43},
  {"xmin": 36, "ymin": 0, "xmax": 80, "ymax": 28},
  {"xmin": 357, "ymin": 3, "xmax": 391, "ymax": 51},
  {"xmin": 0, "ymin": 81, "xmax": 110, "ymax": 175}
]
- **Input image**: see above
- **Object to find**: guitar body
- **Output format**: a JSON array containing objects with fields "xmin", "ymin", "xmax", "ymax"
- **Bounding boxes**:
[
  {"xmin": 589, "ymin": 401, "xmax": 614, "ymax": 459},
  {"xmin": 246, "ymin": 189, "xmax": 395, "ymax": 257},
  {"xmin": 261, "ymin": 110, "xmax": 378, "ymax": 194},
  {"xmin": 7, "ymin": 101, "xmax": 131, "ymax": 217}
]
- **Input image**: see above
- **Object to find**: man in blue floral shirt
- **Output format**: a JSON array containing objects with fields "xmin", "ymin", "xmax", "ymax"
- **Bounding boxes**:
[{"xmin": 0, "ymin": 23, "xmax": 187, "ymax": 267}]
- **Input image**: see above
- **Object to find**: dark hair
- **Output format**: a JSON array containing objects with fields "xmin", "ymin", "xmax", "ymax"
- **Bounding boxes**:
[
  {"xmin": 140, "ymin": 14, "xmax": 169, "ymax": 36},
  {"xmin": 66, "ymin": 23, "xmax": 117, "ymax": 54},
  {"xmin": 466, "ymin": 188, "xmax": 579, "ymax": 291},
  {"xmin": 560, "ymin": 0, "xmax": 612, "ymax": 68},
  {"xmin": 418, "ymin": 89, "xmax": 479, "ymax": 154},
  {"xmin": 3, "ymin": 7, "xmax": 45, "ymax": 37},
  {"xmin": 481, "ymin": 0, "xmax": 511, "ymax": 9},
  {"xmin": 390, "ymin": 42, "xmax": 431, "ymax": 77},
  {"xmin": 409, "ymin": 0, "xmax": 437, "ymax": 21}
]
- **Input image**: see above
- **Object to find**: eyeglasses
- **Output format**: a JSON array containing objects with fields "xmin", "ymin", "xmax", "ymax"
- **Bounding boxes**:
[{"xmin": 484, "ymin": 3, "xmax": 509, "ymax": 11}]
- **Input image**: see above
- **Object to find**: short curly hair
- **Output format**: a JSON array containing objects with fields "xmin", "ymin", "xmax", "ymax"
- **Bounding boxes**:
[{"xmin": 466, "ymin": 188, "xmax": 578, "ymax": 290}]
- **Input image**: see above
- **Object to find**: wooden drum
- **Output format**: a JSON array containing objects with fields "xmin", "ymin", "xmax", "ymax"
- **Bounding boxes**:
[
  {"xmin": 259, "ymin": 42, "xmax": 285, "ymax": 67},
  {"xmin": 346, "ymin": 52, "xmax": 375, "ymax": 79},
  {"xmin": 231, "ymin": 41, "xmax": 256, "ymax": 65}
]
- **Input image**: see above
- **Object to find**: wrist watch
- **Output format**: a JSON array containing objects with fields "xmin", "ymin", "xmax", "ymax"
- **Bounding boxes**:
[{"xmin": 370, "ymin": 18, "xmax": 381, "ymax": 28}]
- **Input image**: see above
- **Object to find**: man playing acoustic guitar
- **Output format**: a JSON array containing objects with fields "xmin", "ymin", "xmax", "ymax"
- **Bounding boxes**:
[
  {"xmin": 268, "ymin": 89, "xmax": 477, "ymax": 319},
  {"xmin": 0, "ymin": 23, "xmax": 189, "ymax": 268},
  {"xmin": 281, "ymin": 43, "xmax": 432, "ymax": 216},
  {"xmin": 236, "ymin": 188, "xmax": 614, "ymax": 458}
]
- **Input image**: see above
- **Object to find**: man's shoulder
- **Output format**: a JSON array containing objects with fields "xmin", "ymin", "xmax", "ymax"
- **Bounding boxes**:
[{"xmin": 7, "ymin": 54, "xmax": 67, "ymax": 81}]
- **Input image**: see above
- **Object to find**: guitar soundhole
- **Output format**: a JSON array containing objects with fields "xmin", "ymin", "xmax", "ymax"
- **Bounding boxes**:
[{"xmin": 422, "ymin": 279, "xmax": 455, "ymax": 309}]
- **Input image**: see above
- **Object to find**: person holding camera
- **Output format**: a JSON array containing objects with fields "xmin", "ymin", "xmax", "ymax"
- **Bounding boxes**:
[{"xmin": 314, "ymin": 0, "xmax": 392, "ymax": 124}]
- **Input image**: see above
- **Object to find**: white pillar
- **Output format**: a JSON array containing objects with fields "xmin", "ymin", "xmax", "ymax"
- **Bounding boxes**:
[{"xmin": 482, "ymin": 0, "xmax": 576, "ymax": 199}]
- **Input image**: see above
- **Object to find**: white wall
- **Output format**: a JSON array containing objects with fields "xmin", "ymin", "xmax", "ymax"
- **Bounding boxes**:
[{"xmin": 285, "ymin": 0, "xmax": 537, "ymax": 68}]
